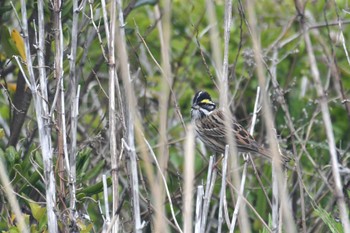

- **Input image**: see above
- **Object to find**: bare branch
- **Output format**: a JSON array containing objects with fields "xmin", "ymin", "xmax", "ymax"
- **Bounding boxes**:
[
  {"xmin": 194, "ymin": 185, "xmax": 204, "ymax": 233},
  {"xmin": 200, "ymin": 156, "xmax": 217, "ymax": 232},
  {"xmin": 183, "ymin": 125, "xmax": 195, "ymax": 233}
]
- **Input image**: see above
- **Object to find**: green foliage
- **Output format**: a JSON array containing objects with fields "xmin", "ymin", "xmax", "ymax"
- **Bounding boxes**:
[
  {"xmin": 314, "ymin": 206, "xmax": 344, "ymax": 233},
  {"xmin": 1, "ymin": 0, "xmax": 350, "ymax": 232},
  {"xmin": 28, "ymin": 202, "xmax": 47, "ymax": 231},
  {"xmin": 0, "ymin": 25, "xmax": 19, "ymax": 59}
]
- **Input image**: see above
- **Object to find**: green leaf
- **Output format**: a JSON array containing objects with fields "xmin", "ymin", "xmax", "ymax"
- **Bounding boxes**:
[
  {"xmin": 77, "ymin": 177, "xmax": 111, "ymax": 197},
  {"xmin": 0, "ymin": 128, "xmax": 4, "ymax": 138},
  {"xmin": 77, "ymin": 147, "xmax": 92, "ymax": 174},
  {"xmin": 6, "ymin": 146, "xmax": 17, "ymax": 163},
  {"xmin": 82, "ymin": 159, "xmax": 105, "ymax": 181},
  {"xmin": 61, "ymin": 0, "xmax": 73, "ymax": 18},
  {"xmin": 34, "ymin": 150, "xmax": 43, "ymax": 167},
  {"xmin": 7, "ymin": 226, "xmax": 20, "ymax": 233},
  {"xmin": 2, "ymin": 146, "xmax": 20, "ymax": 170},
  {"xmin": 28, "ymin": 202, "xmax": 46, "ymax": 222},
  {"xmin": 11, "ymin": 29, "xmax": 26, "ymax": 61},
  {"xmin": 19, "ymin": 170, "xmax": 41, "ymax": 194},
  {"xmin": 78, "ymin": 222, "xmax": 94, "ymax": 233},
  {"xmin": 314, "ymin": 206, "xmax": 343, "ymax": 233}
]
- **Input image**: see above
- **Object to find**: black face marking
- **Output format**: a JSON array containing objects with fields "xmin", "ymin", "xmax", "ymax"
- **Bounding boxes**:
[
  {"xmin": 192, "ymin": 91, "xmax": 216, "ymax": 115},
  {"xmin": 192, "ymin": 91, "xmax": 212, "ymax": 105}
]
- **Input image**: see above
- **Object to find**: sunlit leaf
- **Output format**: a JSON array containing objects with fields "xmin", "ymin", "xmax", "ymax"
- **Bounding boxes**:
[
  {"xmin": 0, "ymin": 128, "xmax": 4, "ymax": 139},
  {"xmin": 11, "ymin": 29, "xmax": 26, "ymax": 62},
  {"xmin": 29, "ymin": 202, "xmax": 46, "ymax": 222}
]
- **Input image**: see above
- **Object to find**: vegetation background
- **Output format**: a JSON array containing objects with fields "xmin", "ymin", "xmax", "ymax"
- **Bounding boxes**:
[{"xmin": 0, "ymin": 0, "xmax": 349, "ymax": 232}]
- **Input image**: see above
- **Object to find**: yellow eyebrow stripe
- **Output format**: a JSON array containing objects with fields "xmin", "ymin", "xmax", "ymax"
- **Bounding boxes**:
[{"xmin": 200, "ymin": 99, "xmax": 212, "ymax": 104}]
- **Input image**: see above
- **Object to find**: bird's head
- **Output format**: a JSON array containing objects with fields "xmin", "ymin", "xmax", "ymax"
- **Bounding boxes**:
[{"xmin": 191, "ymin": 91, "xmax": 216, "ymax": 120}]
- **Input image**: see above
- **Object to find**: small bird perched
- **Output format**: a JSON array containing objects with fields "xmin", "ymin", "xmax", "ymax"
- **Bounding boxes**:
[{"xmin": 191, "ymin": 91, "xmax": 289, "ymax": 163}]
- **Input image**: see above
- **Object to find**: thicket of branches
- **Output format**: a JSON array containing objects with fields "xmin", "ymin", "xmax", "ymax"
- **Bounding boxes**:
[{"xmin": 0, "ymin": 0, "xmax": 349, "ymax": 232}]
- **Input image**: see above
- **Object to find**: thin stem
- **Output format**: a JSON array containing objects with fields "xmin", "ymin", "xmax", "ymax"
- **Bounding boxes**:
[
  {"xmin": 21, "ymin": 0, "xmax": 58, "ymax": 231},
  {"xmin": 183, "ymin": 125, "xmax": 195, "ymax": 233},
  {"xmin": 144, "ymin": 138, "xmax": 183, "ymax": 233}
]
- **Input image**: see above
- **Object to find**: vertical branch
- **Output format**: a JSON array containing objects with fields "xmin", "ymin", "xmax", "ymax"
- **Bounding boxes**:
[
  {"xmin": 154, "ymin": 1, "xmax": 172, "ymax": 231},
  {"xmin": 144, "ymin": 138, "xmax": 183, "ymax": 233},
  {"xmin": 229, "ymin": 162, "xmax": 248, "ymax": 232},
  {"xmin": 105, "ymin": 0, "xmax": 119, "ymax": 231},
  {"xmin": 217, "ymin": 146, "xmax": 229, "ymax": 233},
  {"xmin": 194, "ymin": 185, "xmax": 204, "ymax": 233},
  {"xmin": 205, "ymin": 0, "xmax": 223, "ymax": 85},
  {"xmin": 200, "ymin": 156, "xmax": 217, "ymax": 232},
  {"xmin": 270, "ymin": 50, "xmax": 279, "ymax": 232},
  {"xmin": 271, "ymin": 164, "xmax": 279, "ymax": 232},
  {"xmin": 68, "ymin": 0, "xmax": 80, "ymax": 213},
  {"xmin": 115, "ymin": 0, "xmax": 142, "ymax": 232},
  {"xmin": 227, "ymin": 0, "xmax": 252, "ymax": 232},
  {"xmin": 183, "ymin": 125, "xmax": 195, "ymax": 233},
  {"xmin": 53, "ymin": 0, "xmax": 72, "ymax": 225},
  {"xmin": 221, "ymin": 0, "xmax": 232, "ymax": 103},
  {"xmin": 37, "ymin": 1, "xmax": 48, "ymax": 126},
  {"xmin": 230, "ymin": 87, "xmax": 261, "ymax": 232},
  {"xmin": 156, "ymin": 2, "xmax": 172, "ymax": 173},
  {"xmin": 103, "ymin": 174, "xmax": 111, "ymax": 229},
  {"xmin": 21, "ymin": 0, "xmax": 58, "ymax": 231},
  {"xmin": 245, "ymin": 0, "xmax": 296, "ymax": 232}
]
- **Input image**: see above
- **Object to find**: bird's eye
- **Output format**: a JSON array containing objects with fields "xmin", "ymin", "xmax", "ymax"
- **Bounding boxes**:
[
  {"xmin": 207, "ymin": 104, "xmax": 215, "ymax": 110},
  {"xmin": 199, "ymin": 102, "xmax": 215, "ymax": 111}
]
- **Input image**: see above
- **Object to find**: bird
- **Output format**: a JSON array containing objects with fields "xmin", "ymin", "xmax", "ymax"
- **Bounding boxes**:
[{"xmin": 191, "ymin": 91, "xmax": 289, "ymax": 163}]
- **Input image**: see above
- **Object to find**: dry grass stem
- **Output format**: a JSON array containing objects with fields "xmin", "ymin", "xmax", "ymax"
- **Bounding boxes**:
[
  {"xmin": 183, "ymin": 125, "xmax": 195, "ymax": 233},
  {"xmin": 1, "ymin": 1, "xmax": 349, "ymax": 232},
  {"xmin": 194, "ymin": 185, "xmax": 204, "ymax": 233}
]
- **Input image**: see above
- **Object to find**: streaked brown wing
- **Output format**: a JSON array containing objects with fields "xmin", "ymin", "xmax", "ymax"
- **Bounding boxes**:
[
  {"xmin": 196, "ymin": 111, "xmax": 226, "ymax": 137},
  {"xmin": 195, "ymin": 110, "xmax": 264, "ymax": 155},
  {"xmin": 231, "ymin": 121, "xmax": 261, "ymax": 152},
  {"xmin": 192, "ymin": 93, "xmax": 291, "ymax": 163}
]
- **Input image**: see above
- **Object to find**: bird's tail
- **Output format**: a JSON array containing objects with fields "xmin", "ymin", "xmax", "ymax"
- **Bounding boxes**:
[{"xmin": 259, "ymin": 147, "xmax": 292, "ymax": 164}]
